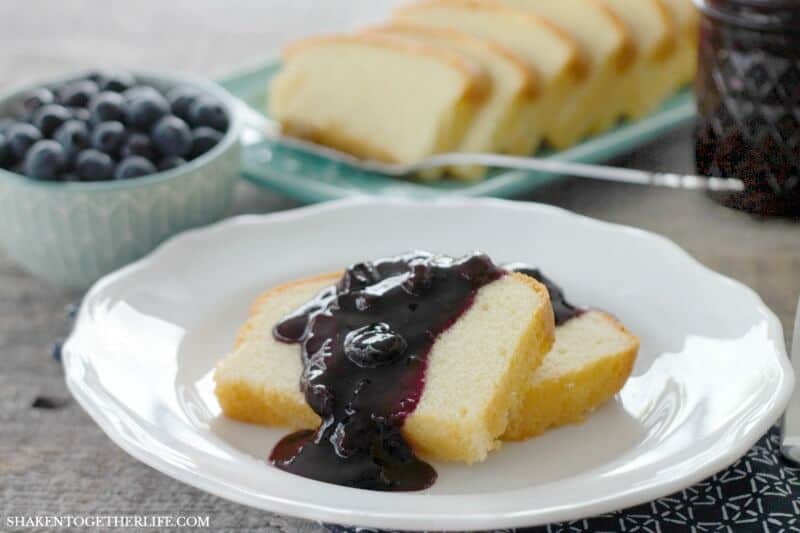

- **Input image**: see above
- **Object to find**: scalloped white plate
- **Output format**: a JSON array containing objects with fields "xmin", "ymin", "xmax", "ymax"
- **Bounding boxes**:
[{"xmin": 63, "ymin": 198, "xmax": 794, "ymax": 530}]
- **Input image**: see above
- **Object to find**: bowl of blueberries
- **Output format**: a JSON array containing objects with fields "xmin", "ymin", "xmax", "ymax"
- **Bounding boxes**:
[{"xmin": 0, "ymin": 70, "xmax": 241, "ymax": 289}]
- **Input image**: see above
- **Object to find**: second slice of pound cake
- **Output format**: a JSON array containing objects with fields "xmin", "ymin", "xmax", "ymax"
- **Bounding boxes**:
[
  {"xmin": 363, "ymin": 23, "xmax": 541, "ymax": 179},
  {"xmin": 215, "ymin": 255, "xmax": 555, "ymax": 464},
  {"xmin": 268, "ymin": 34, "xmax": 490, "ymax": 166},
  {"xmin": 501, "ymin": 266, "xmax": 639, "ymax": 440},
  {"xmin": 505, "ymin": 310, "xmax": 639, "ymax": 439}
]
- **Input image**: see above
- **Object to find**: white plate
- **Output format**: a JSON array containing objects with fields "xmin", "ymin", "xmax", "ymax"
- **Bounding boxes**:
[{"xmin": 63, "ymin": 198, "xmax": 794, "ymax": 531}]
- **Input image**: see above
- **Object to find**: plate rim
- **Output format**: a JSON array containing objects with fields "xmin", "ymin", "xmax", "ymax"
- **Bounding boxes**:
[{"xmin": 63, "ymin": 197, "xmax": 795, "ymax": 530}]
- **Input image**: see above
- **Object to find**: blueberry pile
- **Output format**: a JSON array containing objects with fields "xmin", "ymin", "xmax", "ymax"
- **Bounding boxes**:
[{"xmin": 0, "ymin": 71, "xmax": 229, "ymax": 182}]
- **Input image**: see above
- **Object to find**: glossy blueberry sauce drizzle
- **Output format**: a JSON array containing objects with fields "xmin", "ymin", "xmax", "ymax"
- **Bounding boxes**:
[
  {"xmin": 270, "ymin": 251, "xmax": 505, "ymax": 491},
  {"xmin": 503, "ymin": 264, "xmax": 584, "ymax": 326}
]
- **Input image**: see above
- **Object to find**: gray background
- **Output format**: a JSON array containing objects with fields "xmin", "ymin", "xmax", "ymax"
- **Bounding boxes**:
[{"xmin": 2, "ymin": 1, "xmax": 798, "ymax": 531}]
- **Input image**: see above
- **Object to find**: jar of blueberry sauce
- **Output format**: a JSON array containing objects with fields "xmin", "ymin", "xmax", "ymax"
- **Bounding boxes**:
[{"xmin": 694, "ymin": 0, "xmax": 800, "ymax": 216}]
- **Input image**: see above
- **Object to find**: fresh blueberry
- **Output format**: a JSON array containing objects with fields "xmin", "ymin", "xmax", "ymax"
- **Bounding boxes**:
[
  {"xmin": 124, "ymin": 91, "xmax": 170, "ymax": 131},
  {"xmin": 53, "ymin": 120, "xmax": 90, "ymax": 159},
  {"xmin": 189, "ymin": 126, "xmax": 223, "ymax": 158},
  {"xmin": 114, "ymin": 156, "xmax": 156, "ymax": 180},
  {"xmin": 85, "ymin": 71, "xmax": 104, "ymax": 84},
  {"xmin": 89, "ymin": 91, "xmax": 124, "ymax": 123},
  {"xmin": 62, "ymin": 172, "xmax": 80, "ymax": 182},
  {"xmin": 23, "ymin": 140, "xmax": 66, "ymax": 180},
  {"xmin": 91, "ymin": 121, "xmax": 126, "ymax": 155},
  {"xmin": 75, "ymin": 149, "xmax": 114, "ymax": 181},
  {"xmin": 188, "ymin": 97, "xmax": 228, "ymax": 131},
  {"xmin": 21, "ymin": 88, "xmax": 55, "ymax": 116},
  {"xmin": 69, "ymin": 107, "xmax": 92, "ymax": 123},
  {"xmin": 0, "ymin": 133, "xmax": 9, "ymax": 168},
  {"xmin": 58, "ymin": 80, "xmax": 99, "ymax": 107},
  {"xmin": 6, "ymin": 122, "xmax": 43, "ymax": 159},
  {"xmin": 0, "ymin": 118, "xmax": 16, "ymax": 134},
  {"xmin": 458, "ymin": 253, "xmax": 496, "ymax": 285},
  {"xmin": 151, "ymin": 115, "xmax": 192, "ymax": 157},
  {"xmin": 120, "ymin": 132, "xmax": 154, "ymax": 159},
  {"xmin": 122, "ymin": 85, "xmax": 162, "ymax": 102},
  {"xmin": 98, "ymin": 71, "xmax": 136, "ymax": 93},
  {"xmin": 32, "ymin": 104, "xmax": 72, "ymax": 137},
  {"xmin": 166, "ymin": 86, "xmax": 199, "ymax": 121},
  {"xmin": 402, "ymin": 261, "xmax": 433, "ymax": 295},
  {"xmin": 157, "ymin": 156, "xmax": 185, "ymax": 171}
]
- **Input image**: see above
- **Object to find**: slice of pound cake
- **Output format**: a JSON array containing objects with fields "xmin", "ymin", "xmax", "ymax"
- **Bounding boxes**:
[
  {"xmin": 504, "ymin": 310, "xmax": 639, "ymax": 440},
  {"xmin": 501, "ymin": 265, "xmax": 639, "ymax": 440},
  {"xmin": 499, "ymin": 0, "xmax": 636, "ymax": 146},
  {"xmin": 268, "ymin": 34, "xmax": 490, "ymax": 165},
  {"xmin": 215, "ymin": 254, "xmax": 555, "ymax": 472},
  {"xmin": 394, "ymin": 0, "xmax": 589, "ymax": 151},
  {"xmin": 362, "ymin": 23, "xmax": 541, "ymax": 178}
]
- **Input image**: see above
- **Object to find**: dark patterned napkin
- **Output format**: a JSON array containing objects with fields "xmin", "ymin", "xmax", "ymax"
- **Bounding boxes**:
[{"xmin": 325, "ymin": 426, "xmax": 799, "ymax": 533}]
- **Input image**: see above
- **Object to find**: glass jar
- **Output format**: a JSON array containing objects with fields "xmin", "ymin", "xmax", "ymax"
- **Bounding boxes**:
[{"xmin": 694, "ymin": 0, "xmax": 800, "ymax": 216}]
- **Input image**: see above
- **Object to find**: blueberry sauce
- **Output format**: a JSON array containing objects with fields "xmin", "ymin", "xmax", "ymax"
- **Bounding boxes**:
[
  {"xmin": 504, "ymin": 264, "xmax": 584, "ymax": 326},
  {"xmin": 270, "ymin": 251, "xmax": 505, "ymax": 491}
]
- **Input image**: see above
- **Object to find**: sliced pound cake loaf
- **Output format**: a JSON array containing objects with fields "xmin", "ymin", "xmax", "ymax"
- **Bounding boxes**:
[
  {"xmin": 363, "ymin": 23, "xmax": 541, "ymax": 178},
  {"xmin": 268, "ymin": 34, "xmax": 490, "ymax": 166},
  {"xmin": 215, "ymin": 268, "xmax": 555, "ymax": 464}
]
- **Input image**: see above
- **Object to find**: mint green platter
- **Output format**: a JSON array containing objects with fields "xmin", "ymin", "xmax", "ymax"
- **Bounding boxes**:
[{"xmin": 219, "ymin": 60, "xmax": 696, "ymax": 202}]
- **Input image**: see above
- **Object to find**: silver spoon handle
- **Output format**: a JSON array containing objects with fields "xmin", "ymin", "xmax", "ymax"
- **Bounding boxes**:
[
  {"xmin": 412, "ymin": 153, "xmax": 745, "ymax": 192},
  {"xmin": 235, "ymin": 103, "xmax": 745, "ymax": 193}
]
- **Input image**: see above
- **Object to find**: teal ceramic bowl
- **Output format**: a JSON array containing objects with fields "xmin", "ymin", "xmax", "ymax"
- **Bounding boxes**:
[{"xmin": 0, "ymin": 72, "xmax": 242, "ymax": 290}]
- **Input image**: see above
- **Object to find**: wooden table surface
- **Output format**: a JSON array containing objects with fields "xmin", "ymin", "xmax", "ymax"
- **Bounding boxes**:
[{"xmin": 2, "ymin": 2, "xmax": 798, "ymax": 531}]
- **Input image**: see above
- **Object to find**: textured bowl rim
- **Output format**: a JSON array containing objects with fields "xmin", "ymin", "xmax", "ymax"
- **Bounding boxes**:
[{"xmin": 0, "ymin": 70, "xmax": 242, "ymax": 193}]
